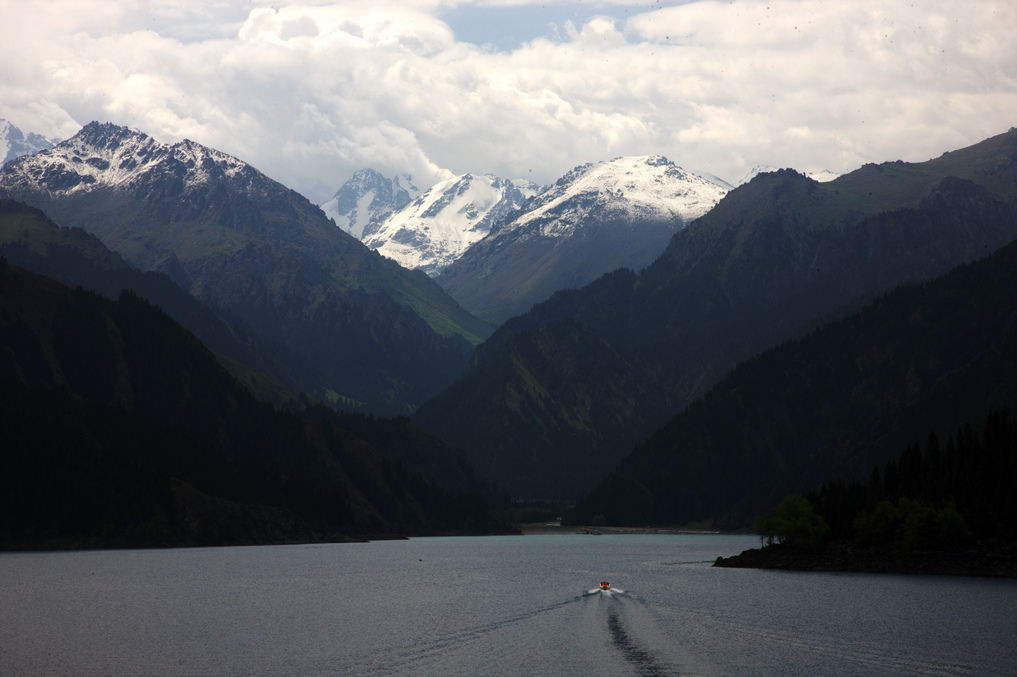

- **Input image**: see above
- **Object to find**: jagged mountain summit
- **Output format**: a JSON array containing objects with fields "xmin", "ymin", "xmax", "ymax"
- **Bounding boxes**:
[
  {"xmin": 0, "ymin": 119, "xmax": 60, "ymax": 166},
  {"xmin": 362, "ymin": 172, "xmax": 543, "ymax": 276},
  {"xmin": 437, "ymin": 155, "xmax": 730, "ymax": 325},
  {"xmin": 1, "ymin": 123, "xmax": 259, "ymax": 222},
  {"xmin": 0, "ymin": 121, "xmax": 491, "ymax": 412},
  {"xmin": 320, "ymin": 168, "xmax": 422, "ymax": 239}
]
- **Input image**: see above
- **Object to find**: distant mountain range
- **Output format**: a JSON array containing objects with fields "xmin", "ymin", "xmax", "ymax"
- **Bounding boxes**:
[
  {"xmin": 5, "ymin": 114, "xmax": 1015, "ymax": 543},
  {"xmin": 0, "ymin": 121, "xmax": 492, "ymax": 413},
  {"xmin": 412, "ymin": 128, "xmax": 1017, "ymax": 500},
  {"xmin": 0, "ymin": 119, "xmax": 59, "ymax": 166},
  {"xmin": 324, "ymin": 159, "xmax": 839, "ymax": 327}
]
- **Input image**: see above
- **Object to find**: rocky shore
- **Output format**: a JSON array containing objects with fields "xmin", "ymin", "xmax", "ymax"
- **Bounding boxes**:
[{"xmin": 714, "ymin": 542, "xmax": 1017, "ymax": 578}]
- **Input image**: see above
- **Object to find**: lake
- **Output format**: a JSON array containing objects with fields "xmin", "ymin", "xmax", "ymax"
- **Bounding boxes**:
[{"xmin": 2, "ymin": 534, "xmax": 1015, "ymax": 676}]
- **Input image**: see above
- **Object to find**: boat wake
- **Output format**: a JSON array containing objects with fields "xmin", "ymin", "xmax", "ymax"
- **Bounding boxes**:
[
  {"xmin": 607, "ymin": 606, "xmax": 674, "ymax": 677},
  {"xmin": 347, "ymin": 595, "xmax": 583, "ymax": 676},
  {"xmin": 583, "ymin": 586, "xmax": 692, "ymax": 676}
]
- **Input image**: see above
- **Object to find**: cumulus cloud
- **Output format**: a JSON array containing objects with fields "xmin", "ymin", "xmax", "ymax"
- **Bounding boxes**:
[{"xmin": 1, "ymin": 0, "xmax": 1014, "ymax": 203}]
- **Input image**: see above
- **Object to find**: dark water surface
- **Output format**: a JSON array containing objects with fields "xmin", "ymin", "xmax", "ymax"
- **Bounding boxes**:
[{"xmin": 2, "ymin": 534, "xmax": 1015, "ymax": 676}]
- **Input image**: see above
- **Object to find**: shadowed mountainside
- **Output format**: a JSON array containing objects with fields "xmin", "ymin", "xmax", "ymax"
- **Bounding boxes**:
[
  {"xmin": 565, "ymin": 232, "xmax": 1017, "ymax": 528},
  {"xmin": 414, "ymin": 129, "xmax": 1017, "ymax": 499},
  {"xmin": 0, "ymin": 260, "xmax": 513, "ymax": 548},
  {"xmin": 0, "ymin": 199, "xmax": 307, "ymax": 406}
]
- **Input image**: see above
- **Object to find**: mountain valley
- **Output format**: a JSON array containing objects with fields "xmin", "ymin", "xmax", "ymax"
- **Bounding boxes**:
[{"xmin": 3, "ymin": 119, "xmax": 1017, "ymax": 549}]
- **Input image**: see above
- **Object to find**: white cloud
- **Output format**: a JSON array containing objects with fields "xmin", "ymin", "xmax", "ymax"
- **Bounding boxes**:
[{"xmin": 1, "ymin": 0, "xmax": 1014, "ymax": 202}]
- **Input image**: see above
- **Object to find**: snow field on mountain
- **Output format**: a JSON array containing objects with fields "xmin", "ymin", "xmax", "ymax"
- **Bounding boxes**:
[{"xmin": 363, "ymin": 173, "xmax": 539, "ymax": 275}]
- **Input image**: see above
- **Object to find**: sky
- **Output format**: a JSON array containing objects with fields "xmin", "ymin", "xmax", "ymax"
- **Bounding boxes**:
[{"xmin": 1, "ymin": 0, "xmax": 1015, "ymax": 204}]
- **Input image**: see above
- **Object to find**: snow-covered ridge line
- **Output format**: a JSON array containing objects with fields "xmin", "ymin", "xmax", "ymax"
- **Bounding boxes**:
[
  {"xmin": 328, "ymin": 169, "xmax": 542, "ymax": 276},
  {"xmin": 6, "ymin": 122, "xmax": 254, "ymax": 195},
  {"xmin": 330, "ymin": 156, "xmax": 730, "ymax": 277}
]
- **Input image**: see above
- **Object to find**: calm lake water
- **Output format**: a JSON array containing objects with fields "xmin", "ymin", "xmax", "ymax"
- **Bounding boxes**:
[{"xmin": 2, "ymin": 534, "xmax": 1015, "ymax": 676}]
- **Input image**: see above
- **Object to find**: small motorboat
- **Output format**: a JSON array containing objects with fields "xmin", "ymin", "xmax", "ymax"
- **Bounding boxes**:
[{"xmin": 599, "ymin": 581, "xmax": 610, "ymax": 591}]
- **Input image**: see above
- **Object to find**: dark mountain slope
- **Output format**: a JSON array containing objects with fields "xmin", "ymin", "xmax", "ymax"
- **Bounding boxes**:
[
  {"xmin": 0, "ymin": 199, "xmax": 303, "ymax": 404},
  {"xmin": 0, "ymin": 122, "xmax": 491, "ymax": 412},
  {"xmin": 316, "ymin": 409, "xmax": 506, "ymax": 504},
  {"xmin": 0, "ymin": 261, "xmax": 512, "ymax": 548},
  {"xmin": 414, "ymin": 129, "xmax": 1017, "ymax": 499},
  {"xmin": 566, "ymin": 234, "xmax": 1017, "ymax": 528},
  {"xmin": 439, "ymin": 217, "xmax": 679, "ymax": 326},
  {"xmin": 414, "ymin": 317, "xmax": 656, "ymax": 498}
]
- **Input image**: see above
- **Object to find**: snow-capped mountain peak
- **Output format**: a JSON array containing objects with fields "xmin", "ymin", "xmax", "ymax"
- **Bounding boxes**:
[
  {"xmin": 0, "ymin": 119, "xmax": 60, "ymax": 166},
  {"xmin": 494, "ymin": 155, "xmax": 729, "ymax": 240},
  {"xmin": 691, "ymin": 170, "xmax": 735, "ymax": 191},
  {"xmin": 351, "ymin": 171, "xmax": 542, "ymax": 276},
  {"xmin": 0, "ymin": 121, "xmax": 257, "ymax": 198},
  {"xmin": 436, "ymin": 155, "xmax": 731, "ymax": 325}
]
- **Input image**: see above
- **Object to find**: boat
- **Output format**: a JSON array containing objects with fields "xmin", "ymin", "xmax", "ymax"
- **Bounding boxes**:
[{"xmin": 600, "ymin": 582, "xmax": 610, "ymax": 590}]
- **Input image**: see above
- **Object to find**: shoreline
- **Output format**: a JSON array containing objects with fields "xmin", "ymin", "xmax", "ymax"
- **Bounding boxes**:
[{"xmin": 713, "ymin": 542, "xmax": 1017, "ymax": 578}]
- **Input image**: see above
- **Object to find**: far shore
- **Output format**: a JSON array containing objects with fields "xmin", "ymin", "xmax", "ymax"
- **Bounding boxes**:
[{"xmin": 516, "ymin": 523, "xmax": 723, "ymax": 536}]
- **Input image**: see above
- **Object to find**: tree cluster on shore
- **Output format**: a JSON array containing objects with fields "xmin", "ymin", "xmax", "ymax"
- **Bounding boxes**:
[{"xmin": 758, "ymin": 410, "xmax": 1017, "ymax": 552}]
